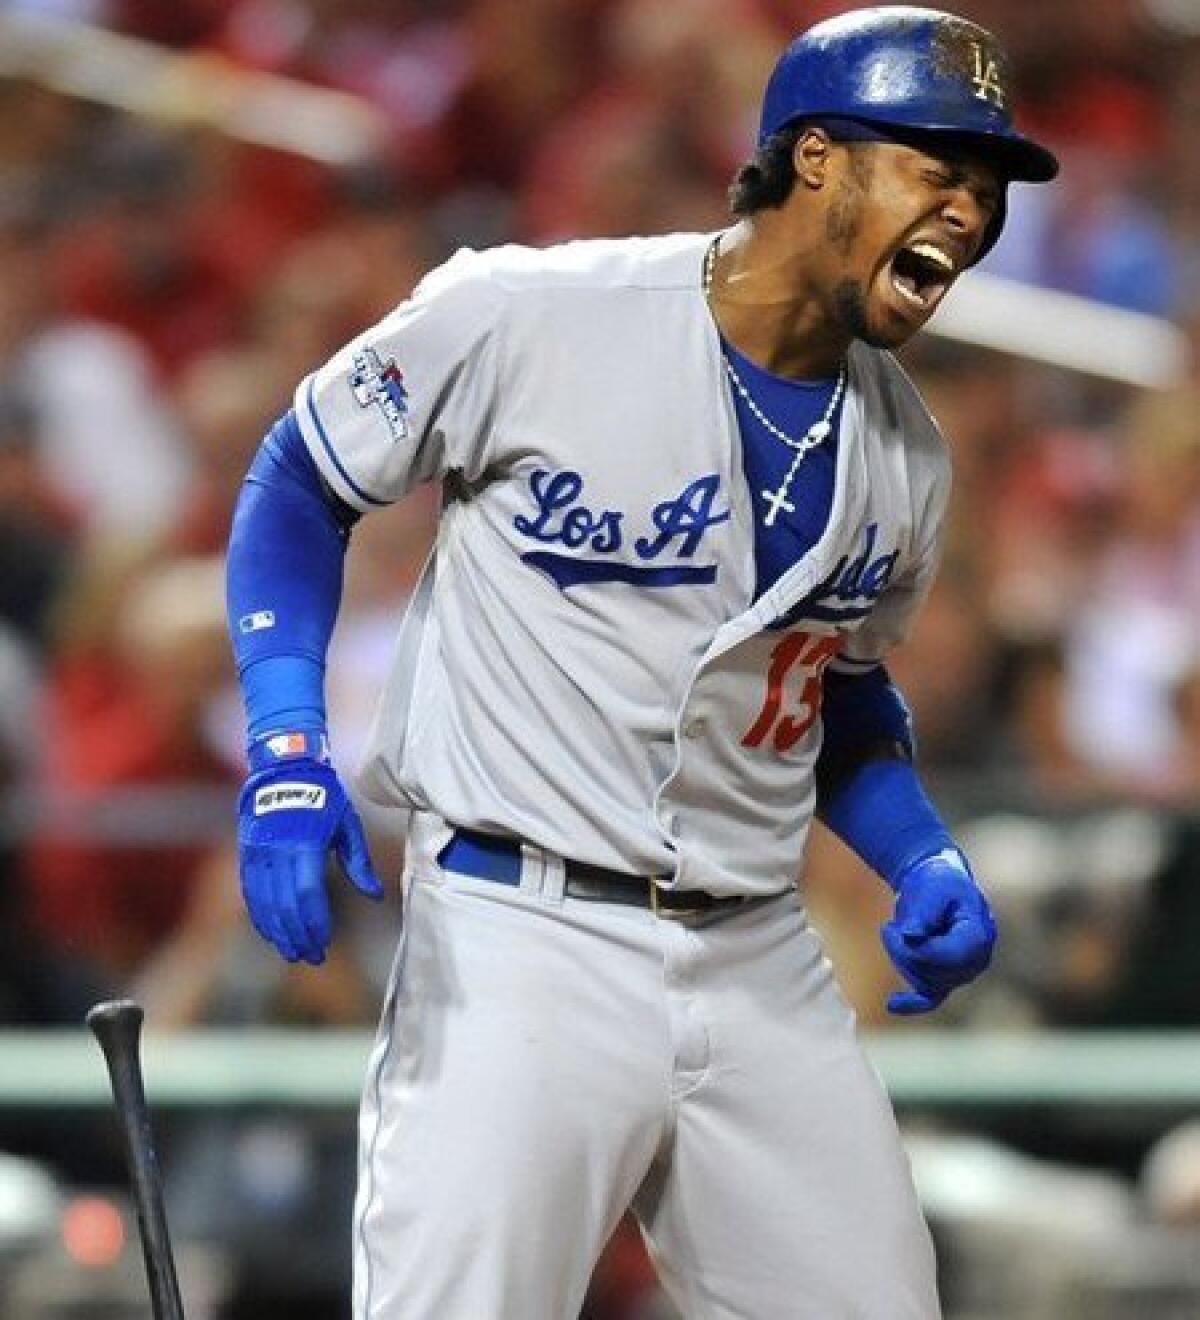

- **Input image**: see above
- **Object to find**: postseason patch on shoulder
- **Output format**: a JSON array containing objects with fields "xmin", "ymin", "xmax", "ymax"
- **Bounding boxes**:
[
  {"xmin": 254, "ymin": 783, "xmax": 327, "ymax": 815},
  {"xmin": 349, "ymin": 344, "xmax": 410, "ymax": 441}
]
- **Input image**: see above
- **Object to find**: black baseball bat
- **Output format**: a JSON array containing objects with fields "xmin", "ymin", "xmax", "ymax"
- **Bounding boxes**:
[{"xmin": 86, "ymin": 998, "xmax": 185, "ymax": 1320}]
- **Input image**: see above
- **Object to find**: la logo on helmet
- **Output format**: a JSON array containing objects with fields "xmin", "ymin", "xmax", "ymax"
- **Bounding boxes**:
[{"xmin": 970, "ymin": 40, "xmax": 1006, "ymax": 108}]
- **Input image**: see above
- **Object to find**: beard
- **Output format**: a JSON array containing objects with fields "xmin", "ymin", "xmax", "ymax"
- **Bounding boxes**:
[
  {"xmin": 825, "ymin": 180, "xmax": 862, "ymax": 257},
  {"xmin": 824, "ymin": 155, "xmax": 907, "ymax": 349},
  {"xmin": 832, "ymin": 277, "xmax": 876, "ymax": 344},
  {"xmin": 833, "ymin": 275, "xmax": 917, "ymax": 349},
  {"xmin": 824, "ymin": 148, "xmax": 874, "ymax": 255}
]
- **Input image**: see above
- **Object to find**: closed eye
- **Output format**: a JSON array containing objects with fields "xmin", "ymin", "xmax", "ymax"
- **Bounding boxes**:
[
  {"xmin": 975, "ymin": 185, "xmax": 1002, "ymax": 219},
  {"xmin": 925, "ymin": 166, "xmax": 1001, "ymax": 220}
]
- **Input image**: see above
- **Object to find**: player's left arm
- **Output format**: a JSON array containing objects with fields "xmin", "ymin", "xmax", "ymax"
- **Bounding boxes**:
[
  {"xmin": 814, "ymin": 665, "xmax": 996, "ymax": 1017},
  {"xmin": 817, "ymin": 404, "xmax": 995, "ymax": 1014}
]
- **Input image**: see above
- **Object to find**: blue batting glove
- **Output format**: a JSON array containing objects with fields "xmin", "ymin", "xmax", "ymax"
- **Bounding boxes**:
[
  {"xmin": 236, "ymin": 730, "xmax": 383, "ymax": 965},
  {"xmin": 880, "ymin": 847, "xmax": 996, "ymax": 1017}
]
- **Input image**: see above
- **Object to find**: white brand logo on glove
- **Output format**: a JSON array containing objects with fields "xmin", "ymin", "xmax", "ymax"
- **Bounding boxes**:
[{"xmin": 255, "ymin": 783, "xmax": 327, "ymax": 814}]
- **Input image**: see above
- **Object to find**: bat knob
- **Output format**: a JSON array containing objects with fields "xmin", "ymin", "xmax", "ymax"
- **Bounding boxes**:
[
  {"xmin": 87, "ymin": 998, "xmax": 144, "ymax": 1027},
  {"xmin": 86, "ymin": 999, "xmax": 145, "ymax": 1052}
]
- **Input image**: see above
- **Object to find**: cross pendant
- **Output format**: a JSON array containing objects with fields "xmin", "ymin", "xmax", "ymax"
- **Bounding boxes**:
[{"xmin": 762, "ymin": 485, "xmax": 794, "ymax": 526}]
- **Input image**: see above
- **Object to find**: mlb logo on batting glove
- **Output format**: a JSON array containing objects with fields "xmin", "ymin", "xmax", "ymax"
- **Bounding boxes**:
[{"xmin": 237, "ymin": 730, "xmax": 382, "ymax": 965}]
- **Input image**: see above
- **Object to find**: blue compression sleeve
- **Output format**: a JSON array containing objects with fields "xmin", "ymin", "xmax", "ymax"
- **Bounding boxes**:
[
  {"xmin": 819, "ymin": 665, "xmax": 915, "ymax": 762},
  {"xmin": 816, "ymin": 666, "xmax": 956, "ymax": 888},
  {"xmin": 226, "ymin": 410, "xmax": 355, "ymax": 744}
]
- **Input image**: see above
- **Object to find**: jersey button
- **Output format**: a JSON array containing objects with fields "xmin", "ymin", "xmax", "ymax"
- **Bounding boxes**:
[{"xmin": 683, "ymin": 718, "xmax": 705, "ymax": 740}]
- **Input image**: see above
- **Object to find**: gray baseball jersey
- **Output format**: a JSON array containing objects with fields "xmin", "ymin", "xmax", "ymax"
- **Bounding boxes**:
[
  {"xmin": 295, "ymin": 231, "xmax": 950, "ymax": 896},
  {"xmin": 297, "ymin": 230, "xmax": 948, "ymax": 1319}
]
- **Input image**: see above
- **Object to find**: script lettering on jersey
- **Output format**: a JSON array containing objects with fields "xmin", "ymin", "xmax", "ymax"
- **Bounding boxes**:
[
  {"xmin": 515, "ymin": 469, "xmax": 730, "ymax": 589},
  {"xmin": 514, "ymin": 470, "xmax": 624, "ymax": 553},
  {"xmin": 775, "ymin": 522, "xmax": 900, "ymax": 627}
]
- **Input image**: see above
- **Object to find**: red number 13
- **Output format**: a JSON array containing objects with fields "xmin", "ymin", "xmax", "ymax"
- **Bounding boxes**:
[{"xmin": 742, "ymin": 631, "xmax": 841, "ymax": 753}]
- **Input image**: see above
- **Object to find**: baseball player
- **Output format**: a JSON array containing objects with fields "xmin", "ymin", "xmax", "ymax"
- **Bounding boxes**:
[{"xmin": 226, "ymin": 8, "xmax": 1057, "ymax": 1317}]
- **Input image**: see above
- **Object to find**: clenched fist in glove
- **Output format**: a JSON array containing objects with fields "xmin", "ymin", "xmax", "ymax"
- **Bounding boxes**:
[
  {"xmin": 237, "ymin": 730, "xmax": 383, "ymax": 964},
  {"xmin": 881, "ymin": 848, "xmax": 996, "ymax": 1016}
]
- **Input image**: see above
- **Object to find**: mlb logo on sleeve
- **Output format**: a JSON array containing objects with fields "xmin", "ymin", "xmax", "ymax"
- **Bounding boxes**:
[{"xmin": 240, "ymin": 610, "xmax": 276, "ymax": 633}]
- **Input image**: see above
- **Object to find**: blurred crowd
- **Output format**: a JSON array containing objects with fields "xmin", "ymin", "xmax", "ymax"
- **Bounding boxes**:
[{"xmin": 2, "ymin": 0, "xmax": 1200, "ymax": 1315}]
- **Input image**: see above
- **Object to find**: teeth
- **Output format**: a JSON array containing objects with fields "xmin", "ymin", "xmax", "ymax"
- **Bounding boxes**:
[
  {"xmin": 891, "ymin": 272, "xmax": 927, "ymax": 308},
  {"xmin": 908, "ymin": 242, "xmax": 955, "ymax": 274}
]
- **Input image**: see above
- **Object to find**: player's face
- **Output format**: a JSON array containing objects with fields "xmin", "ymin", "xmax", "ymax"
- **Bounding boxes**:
[{"xmin": 821, "ymin": 142, "xmax": 1003, "ymax": 349}]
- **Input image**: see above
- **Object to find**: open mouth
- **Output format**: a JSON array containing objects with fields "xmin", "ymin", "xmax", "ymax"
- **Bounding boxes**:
[{"xmin": 888, "ymin": 241, "xmax": 957, "ymax": 313}]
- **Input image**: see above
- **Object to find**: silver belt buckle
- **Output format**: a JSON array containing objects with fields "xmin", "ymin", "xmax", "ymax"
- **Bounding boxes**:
[{"xmin": 650, "ymin": 879, "xmax": 706, "ymax": 921}]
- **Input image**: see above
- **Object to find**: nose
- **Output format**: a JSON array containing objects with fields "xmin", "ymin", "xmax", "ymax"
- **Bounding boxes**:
[
  {"xmin": 941, "ymin": 187, "xmax": 991, "ymax": 256},
  {"xmin": 942, "ymin": 189, "xmax": 986, "ymax": 233}
]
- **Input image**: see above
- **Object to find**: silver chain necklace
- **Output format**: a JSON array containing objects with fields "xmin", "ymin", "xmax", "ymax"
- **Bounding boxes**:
[{"xmin": 703, "ymin": 239, "xmax": 846, "ymax": 528}]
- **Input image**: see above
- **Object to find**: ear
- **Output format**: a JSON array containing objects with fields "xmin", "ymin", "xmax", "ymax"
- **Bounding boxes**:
[{"xmin": 793, "ymin": 128, "xmax": 833, "ymax": 191}]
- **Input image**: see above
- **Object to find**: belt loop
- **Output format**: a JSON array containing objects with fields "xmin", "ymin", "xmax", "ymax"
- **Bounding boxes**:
[
  {"xmin": 516, "ymin": 840, "xmax": 540, "ymax": 896},
  {"xmin": 534, "ymin": 845, "xmax": 566, "ymax": 906},
  {"xmin": 412, "ymin": 811, "xmax": 452, "ymax": 880}
]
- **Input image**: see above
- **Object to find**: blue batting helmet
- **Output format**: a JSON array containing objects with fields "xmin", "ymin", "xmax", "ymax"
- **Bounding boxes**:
[{"xmin": 759, "ymin": 7, "xmax": 1058, "ymax": 257}]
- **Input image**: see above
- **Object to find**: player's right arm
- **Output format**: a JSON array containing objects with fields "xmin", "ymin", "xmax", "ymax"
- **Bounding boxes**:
[
  {"xmin": 225, "ymin": 250, "xmax": 505, "ymax": 963},
  {"xmin": 226, "ymin": 412, "xmax": 382, "ymax": 965}
]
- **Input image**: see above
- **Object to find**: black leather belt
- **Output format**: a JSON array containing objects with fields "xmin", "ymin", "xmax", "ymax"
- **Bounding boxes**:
[{"xmin": 438, "ymin": 828, "xmax": 758, "ymax": 920}]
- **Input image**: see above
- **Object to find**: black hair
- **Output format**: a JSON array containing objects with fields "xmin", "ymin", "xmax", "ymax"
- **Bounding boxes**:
[
  {"xmin": 728, "ymin": 124, "xmax": 805, "ymax": 216},
  {"xmin": 728, "ymin": 121, "xmax": 881, "ymax": 216}
]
